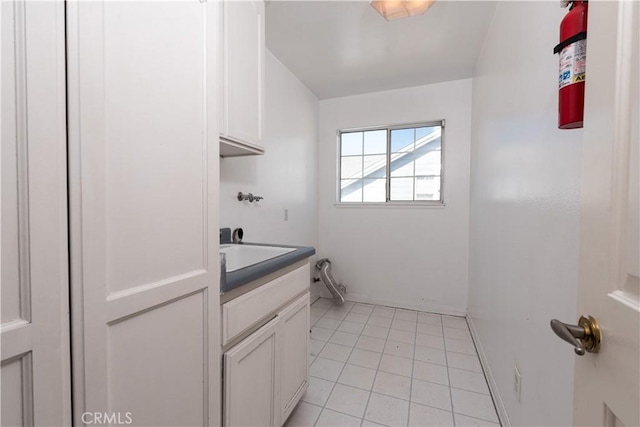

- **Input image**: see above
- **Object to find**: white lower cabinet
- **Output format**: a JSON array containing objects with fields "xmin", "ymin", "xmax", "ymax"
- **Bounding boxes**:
[
  {"xmin": 223, "ymin": 291, "xmax": 310, "ymax": 427},
  {"xmin": 278, "ymin": 294, "xmax": 310, "ymax": 421},
  {"xmin": 224, "ymin": 318, "xmax": 279, "ymax": 427}
]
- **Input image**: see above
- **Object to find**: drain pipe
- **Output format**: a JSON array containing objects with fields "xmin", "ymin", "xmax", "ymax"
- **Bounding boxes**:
[{"xmin": 315, "ymin": 258, "xmax": 346, "ymax": 304}]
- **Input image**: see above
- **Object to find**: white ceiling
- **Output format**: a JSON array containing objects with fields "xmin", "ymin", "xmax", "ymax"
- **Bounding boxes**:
[{"xmin": 266, "ymin": 1, "xmax": 497, "ymax": 99}]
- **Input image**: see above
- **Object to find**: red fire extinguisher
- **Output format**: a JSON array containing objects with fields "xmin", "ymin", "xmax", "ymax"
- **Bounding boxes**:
[{"xmin": 554, "ymin": 0, "xmax": 588, "ymax": 129}]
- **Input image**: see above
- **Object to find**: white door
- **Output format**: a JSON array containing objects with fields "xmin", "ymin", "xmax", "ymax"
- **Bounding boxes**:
[
  {"xmin": 224, "ymin": 318, "xmax": 279, "ymax": 427},
  {"xmin": 1, "ymin": 1, "xmax": 71, "ymax": 425},
  {"xmin": 66, "ymin": 1, "xmax": 220, "ymax": 426},
  {"xmin": 568, "ymin": 1, "xmax": 639, "ymax": 425},
  {"xmin": 278, "ymin": 293, "xmax": 310, "ymax": 422}
]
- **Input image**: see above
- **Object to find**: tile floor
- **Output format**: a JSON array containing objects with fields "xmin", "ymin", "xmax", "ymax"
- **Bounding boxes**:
[{"xmin": 285, "ymin": 298, "xmax": 500, "ymax": 427}]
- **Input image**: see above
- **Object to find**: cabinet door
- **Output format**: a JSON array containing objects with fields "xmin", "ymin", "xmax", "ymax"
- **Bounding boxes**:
[
  {"xmin": 224, "ymin": 317, "xmax": 279, "ymax": 427},
  {"xmin": 221, "ymin": 0, "xmax": 264, "ymax": 146},
  {"xmin": 278, "ymin": 293, "xmax": 310, "ymax": 422},
  {"xmin": 66, "ymin": 2, "xmax": 220, "ymax": 425}
]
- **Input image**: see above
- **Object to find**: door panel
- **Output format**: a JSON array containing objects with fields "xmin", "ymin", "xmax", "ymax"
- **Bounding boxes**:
[
  {"xmin": 279, "ymin": 293, "xmax": 310, "ymax": 421},
  {"xmin": 224, "ymin": 318, "xmax": 279, "ymax": 427},
  {"xmin": 1, "ymin": 1, "xmax": 70, "ymax": 425},
  {"xmin": 574, "ymin": 1, "xmax": 640, "ymax": 426},
  {"xmin": 1, "ymin": 44, "xmax": 21, "ymax": 320},
  {"xmin": 103, "ymin": 2, "xmax": 207, "ymax": 293},
  {"xmin": 66, "ymin": 1, "xmax": 220, "ymax": 425},
  {"xmin": 1, "ymin": 357, "xmax": 28, "ymax": 427},
  {"xmin": 108, "ymin": 293, "xmax": 206, "ymax": 426}
]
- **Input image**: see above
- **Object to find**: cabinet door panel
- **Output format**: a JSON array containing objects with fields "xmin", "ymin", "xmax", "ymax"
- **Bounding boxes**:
[
  {"xmin": 224, "ymin": 317, "xmax": 279, "ymax": 427},
  {"xmin": 278, "ymin": 293, "xmax": 310, "ymax": 421},
  {"xmin": 221, "ymin": 0, "xmax": 264, "ymax": 145}
]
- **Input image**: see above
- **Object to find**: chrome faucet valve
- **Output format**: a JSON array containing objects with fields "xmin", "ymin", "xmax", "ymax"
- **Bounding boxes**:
[{"xmin": 237, "ymin": 192, "xmax": 264, "ymax": 203}]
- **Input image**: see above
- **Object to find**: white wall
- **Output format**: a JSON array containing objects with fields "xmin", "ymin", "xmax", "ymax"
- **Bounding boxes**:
[
  {"xmin": 220, "ymin": 50, "xmax": 319, "ymax": 266},
  {"xmin": 468, "ymin": 2, "xmax": 582, "ymax": 426},
  {"xmin": 318, "ymin": 79, "xmax": 472, "ymax": 315}
]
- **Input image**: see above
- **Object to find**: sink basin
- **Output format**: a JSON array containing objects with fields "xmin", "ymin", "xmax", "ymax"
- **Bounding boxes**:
[{"xmin": 221, "ymin": 244, "xmax": 296, "ymax": 272}]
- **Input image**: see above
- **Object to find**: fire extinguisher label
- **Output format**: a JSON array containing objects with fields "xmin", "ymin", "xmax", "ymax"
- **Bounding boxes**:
[{"xmin": 559, "ymin": 39, "xmax": 587, "ymax": 89}]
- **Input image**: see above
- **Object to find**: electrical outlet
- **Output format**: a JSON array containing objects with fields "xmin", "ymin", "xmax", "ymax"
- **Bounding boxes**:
[{"xmin": 514, "ymin": 365, "xmax": 522, "ymax": 402}]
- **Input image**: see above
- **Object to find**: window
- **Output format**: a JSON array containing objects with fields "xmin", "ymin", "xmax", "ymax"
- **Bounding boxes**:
[{"xmin": 338, "ymin": 121, "xmax": 444, "ymax": 204}]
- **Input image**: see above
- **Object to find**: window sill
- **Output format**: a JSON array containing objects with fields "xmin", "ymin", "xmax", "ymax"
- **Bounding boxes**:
[{"xmin": 333, "ymin": 202, "xmax": 445, "ymax": 209}]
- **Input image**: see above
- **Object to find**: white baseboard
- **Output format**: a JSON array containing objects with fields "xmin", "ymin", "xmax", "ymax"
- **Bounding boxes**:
[
  {"xmin": 344, "ymin": 293, "xmax": 467, "ymax": 317},
  {"xmin": 467, "ymin": 315, "xmax": 511, "ymax": 427}
]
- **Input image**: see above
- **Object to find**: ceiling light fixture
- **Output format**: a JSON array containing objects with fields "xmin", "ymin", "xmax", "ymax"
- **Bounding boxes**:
[{"xmin": 370, "ymin": 0, "xmax": 436, "ymax": 21}]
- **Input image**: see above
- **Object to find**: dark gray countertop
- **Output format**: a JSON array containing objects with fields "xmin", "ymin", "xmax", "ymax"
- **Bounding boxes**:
[{"xmin": 221, "ymin": 242, "xmax": 316, "ymax": 295}]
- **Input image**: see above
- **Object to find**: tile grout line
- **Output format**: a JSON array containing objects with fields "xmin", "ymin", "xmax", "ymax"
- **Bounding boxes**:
[
  {"xmin": 311, "ymin": 304, "xmax": 490, "ymax": 387},
  {"xmin": 353, "ymin": 303, "xmax": 467, "ymax": 321},
  {"xmin": 463, "ymin": 316, "xmax": 502, "ymax": 427},
  {"xmin": 314, "ymin": 299, "xmax": 357, "ymax": 425},
  {"xmin": 309, "ymin": 370, "xmax": 492, "ymax": 399},
  {"xmin": 344, "ymin": 302, "xmax": 377, "ymax": 426},
  {"xmin": 346, "ymin": 303, "xmax": 379, "ymax": 427},
  {"xmin": 314, "ymin": 340, "xmax": 480, "ymax": 371},
  {"xmin": 297, "ymin": 397, "xmax": 497, "ymax": 427},
  {"xmin": 309, "ymin": 304, "xmax": 332, "ymax": 367},
  {"xmin": 445, "ymin": 317, "xmax": 501, "ymax": 426},
  {"xmin": 442, "ymin": 316, "xmax": 456, "ymax": 427},
  {"xmin": 360, "ymin": 306, "xmax": 394, "ymax": 427},
  {"xmin": 312, "ymin": 300, "xmax": 372, "ymax": 427},
  {"xmin": 314, "ymin": 328, "xmax": 478, "ymax": 361},
  {"xmin": 299, "ymin": 400, "xmax": 375, "ymax": 426},
  {"xmin": 407, "ymin": 312, "xmax": 419, "ymax": 427},
  {"xmin": 308, "ymin": 300, "xmax": 497, "ymax": 427},
  {"xmin": 312, "ymin": 298, "xmax": 350, "ymax": 427}
]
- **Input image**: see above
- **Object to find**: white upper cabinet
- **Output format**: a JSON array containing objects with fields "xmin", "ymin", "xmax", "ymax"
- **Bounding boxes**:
[{"xmin": 219, "ymin": 0, "xmax": 266, "ymax": 157}]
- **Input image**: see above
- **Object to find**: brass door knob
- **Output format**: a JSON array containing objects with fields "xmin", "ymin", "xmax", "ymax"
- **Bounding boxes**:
[{"xmin": 550, "ymin": 315, "xmax": 601, "ymax": 356}]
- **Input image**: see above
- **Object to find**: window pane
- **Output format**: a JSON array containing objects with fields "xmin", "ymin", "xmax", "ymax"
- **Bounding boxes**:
[
  {"xmin": 341, "ymin": 132, "xmax": 363, "ymax": 156},
  {"xmin": 415, "ymin": 149, "xmax": 441, "ymax": 175},
  {"xmin": 391, "ymin": 128, "xmax": 414, "ymax": 152},
  {"xmin": 415, "ymin": 176, "xmax": 441, "ymax": 201},
  {"xmin": 363, "ymin": 155, "xmax": 386, "ymax": 178},
  {"xmin": 340, "ymin": 179, "xmax": 362, "ymax": 202},
  {"xmin": 416, "ymin": 126, "xmax": 440, "ymax": 142},
  {"xmin": 390, "ymin": 177, "xmax": 414, "ymax": 201},
  {"xmin": 363, "ymin": 179, "xmax": 386, "ymax": 202},
  {"xmin": 341, "ymin": 156, "xmax": 362, "ymax": 179},
  {"xmin": 363, "ymin": 130, "xmax": 387, "ymax": 155},
  {"xmin": 390, "ymin": 152, "xmax": 414, "ymax": 177}
]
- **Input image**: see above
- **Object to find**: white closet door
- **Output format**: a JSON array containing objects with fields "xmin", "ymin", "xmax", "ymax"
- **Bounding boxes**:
[
  {"xmin": 66, "ymin": 2, "xmax": 220, "ymax": 426},
  {"xmin": 1, "ymin": 1, "xmax": 71, "ymax": 426}
]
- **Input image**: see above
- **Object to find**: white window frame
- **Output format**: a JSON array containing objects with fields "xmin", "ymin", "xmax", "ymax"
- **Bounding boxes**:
[{"xmin": 335, "ymin": 120, "xmax": 445, "ymax": 208}]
